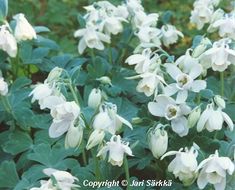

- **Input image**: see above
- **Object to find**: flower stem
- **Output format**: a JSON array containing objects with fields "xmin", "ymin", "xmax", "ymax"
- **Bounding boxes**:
[
  {"xmin": 123, "ymin": 156, "xmax": 131, "ymax": 190},
  {"xmin": 92, "ymin": 150, "xmax": 101, "ymax": 181},
  {"xmin": 68, "ymin": 82, "xmax": 80, "ymax": 106},
  {"xmin": 220, "ymin": 72, "xmax": 224, "ymax": 97},
  {"xmin": 108, "ymin": 45, "xmax": 113, "ymax": 64},
  {"xmin": 82, "ymin": 150, "xmax": 87, "ymax": 166}
]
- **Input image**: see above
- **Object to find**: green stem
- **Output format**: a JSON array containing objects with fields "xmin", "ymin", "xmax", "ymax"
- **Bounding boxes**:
[
  {"xmin": 123, "ymin": 156, "xmax": 131, "ymax": 190},
  {"xmin": 108, "ymin": 45, "xmax": 113, "ymax": 64},
  {"xmin": 90, "ymin": 49, "xmax": 95, "ymax": 65},
  {"xmin": 68, "ymin": 82, "xmax": 79, "ymax": 106},
  {"xmin": 220, "ymin": 72, "xmax": 224, "ymax": 97},
  {"xmin": 82, "ymin": 150, "xmax": 87, "ymax": 166}
]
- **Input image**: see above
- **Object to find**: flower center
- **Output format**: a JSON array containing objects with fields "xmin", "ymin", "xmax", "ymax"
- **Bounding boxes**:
[
  {"xmin": 165, "ymin": 104, "xmax": 179, "ymax": 120},
  {"xmin": 176, "ymin": 74, "xmax": 192, "ymax": 89}
]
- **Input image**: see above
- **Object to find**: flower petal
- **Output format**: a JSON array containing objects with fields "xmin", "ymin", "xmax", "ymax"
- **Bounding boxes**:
[
  {"xmin": 191, "ymin": 80, "xmax": 207, "ymax": 92},
  {"xmin": 221, "ymin": 112, "xmax": 234, "ymax": 131}
]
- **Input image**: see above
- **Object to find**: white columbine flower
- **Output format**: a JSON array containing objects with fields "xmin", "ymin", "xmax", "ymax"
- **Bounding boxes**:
[
  {"xmin": 164, "ymin": 62, "xmax": 206, "ymax": 103},
  {"xmin": 13, "ymin": 13, "xmax": 37, "ymax": 41},
  {"xmin": 65, "ymin": 118, "xmax": 84, "ymax": 149},
  {"xmin": 190, "ymin": 1, "xmax": 214, "ymax": 30},
  {"xmin": 88, "ymin": 88, "xmax": 102, "ymax": 109},
  {"xmin": 197, "ymin": 150, "xmax": 234, "ymax": 190},
  {"xmin": 86, "ymin": 102, "xmax": 132, "ymax": 149},
  {"xmin": 148, "ymin": 124, "xmax": 168, "ymax": 159},
  {"xmin": 102, "ymin": 16, "xmax": 127, "ymax": 35},
  {"xmin": 49, "ymin": 101, "xmax": 80, "ymax": 138},
  {"xmin": 97, "ymin": 135, "xmax": 133, "ymax": 167},
  {"xmin": 132, "ymin": 11, "xmax": 159, "ymax": 28},
  {"xmin": 148, "ymin": 95, "xmax": 191, "ymax": 137},
  {"xmin": 199, "ymin": 38, "xmax": 235, "ymax": 72},
  {"xmin": 161, "ymin": 146, "xmax": 199, "ymax": 186},
  {"xmin": 74, "ymin": 26, "xmax": 110, "ymax": 54},
  {"xmin": 161, "ymin": 24, "xmax": 183, "ymax": 47},
  {"xmin": 30, "ymin": 168, "xmax": 79, "ymax": 190},
  {"xmin": 197, "ymin": 103, "xmax": 234, "ymax": 132},
  {"xmin": 0, "ymin": 77, "xmax": 8, "ymax": 96},
  {"xmin": 125, "ymin": 48, "xmax": 160, "ymax": 74},
  {"xmin": 0, "ymin": 25, "xmax": 17, "ymax": 57},
  {"xmin": 209, "ymin": 14, "xmax": 235, "ymax": 40}
]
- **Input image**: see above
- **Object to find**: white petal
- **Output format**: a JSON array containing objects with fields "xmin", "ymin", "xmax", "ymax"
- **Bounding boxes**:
[
  {"xmin": 214, "ymin": 178, "xmax": 226, "ymax": 190},
  {"xmin": 221, "ymin": 112, "xmax": 234, "ymax": 131},
  {"xmin": 176, "ymin": 90, "xmax": 188, "ymax": 103},
  {"xmin": 49, "ymin": 120, "xmax": 71, "ymax": 138},
  {"xmin": 189, "ymin": 64, "xmax": 203, "ymax": 79},
  {"xmin": 164, "ymin": 83, "xmax": 178, "ymax": 96},
  {"xmin": 197, "ymin": 108, "xmax": 211, "ymax": 132},
  {"xmin": 197, "ymin": 170, "xmax": 208, "ymax": 189},
  {"xmin": 191, "ymin": 80, "xmax": 207, "ymax": 92},
  {"xmin": 171, "ymin": 117, "xmax": 189, "ymax": 137},
  {"xmin": 78, "ymin": 38, "xmax": 87, "ymax": 54},
  {"xmin": 165, "ymin": 63, "xmax": 182, "ymax": 80},
  {"xmin": 116, "ymin": 115, "xmax": 132, "ymax": 129}
]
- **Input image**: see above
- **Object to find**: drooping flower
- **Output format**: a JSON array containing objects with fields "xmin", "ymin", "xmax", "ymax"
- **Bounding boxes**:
[
  {"xmin": 13, "ymin": 13, "xmax": 37, "ymax": 41},
  {"xmin": 161, "ymin": 24, "xmax": 183, "ymax": 47},
  {"xmin": 30, "ymin": 168, "xmax": 79, "ymax": 190},
  {"xmin": 88, "ymin": 88, "xmax": 102, "ymax": 109},
  {"xmin": 0, "ymin": 25, "xmax": 17, "ymax": 57},
  {"xmin": 208, "ymin": 13, "xmax": 235, "ymax": 40},
  {"xmin": 125, "ymin": 48, "xmax": 160, "ymax": 74},
  {"xmin": 86, "ymin": 102, "xmax": 132, "ymax": 149},
  {"xmin": 65, "ymin": 118, "xmax": 84, "ymax": 149},
  {"xmin": 74, "ymin": 26, "xmax": 110, "ymax": 54},
  {"xmin": 197, "ymin": 102, "xmax": 234, "ymax": 132},
  {"xmin": 136, "ymin": 27, "xmax": 161, "ymax": 47},
  {"xmin": 0, "ymin": 77, "xmax": 8, "ymax": 96},
  {"xmin": 164, "ymin": 62, "xmax": 206, "ymax": 103},
  {"xmin": 161, "ymin": 146, "xmax": 199, "ymax": 186},
  {"xmin": 148, "ymin": 95, "xmax": 191, "ymax": 137},
  {"xmin": 49, "ymin": 101, "xmax": 80, "ymax": 138},
  {"xmin": 148, "ymin": 124, "xmax": 168, "ymax": 159},
  {"xmin": 97, "ymin": 135, "xmax": 133, "ymax": 167},
  {"xmin": 199, "ymin": 38, "xmax": 235, "ymax": 72},
  {"xmin": 197, "ymin": 150, "xmax": 234, "ymax": 190}
]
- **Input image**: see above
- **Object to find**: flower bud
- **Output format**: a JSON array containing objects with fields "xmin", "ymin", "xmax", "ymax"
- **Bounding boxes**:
[
  {"xmin": 0, "ymin": 77, "xmax": 8, "ymax": 96},
  {"xmin": 214, "ymin": 95, "xmax": 225, "ymax": 109},
  {"xmin": 65, "ymin": 119, "xmax": 84, "ymax": 149},
  {"xmin": 96, "ymin": 76, "xmax": 112, "ymax": 85},
  {"xmin": 188, "ymin": 106, "xmax": 201, "ymax": 128},
  {"xmin": 46, "ymin": 67, "xmax": 63, "ymax": 83},
  {"xmin": 148, "ymin": 125, "xmax": 168, "ymax": 159},
  {"xmin": 192, "ymin": 38, "xmax": 211, "ymax": 58},
  {"xmin": 88, "ymin": 88, "xmax": 102, "ymax": 109},
  {"xmin": 86, "ymin": 129, "xmax": 105, "ymax": 150}
]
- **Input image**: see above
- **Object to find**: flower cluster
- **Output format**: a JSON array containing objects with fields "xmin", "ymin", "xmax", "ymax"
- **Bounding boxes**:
[
  {"xmin": 0, "ymin": 13, "xmax": 36, "ymax": 57},
  {"xmin": 30, "ymin": 168, "xmax": 79, "ymax": 190},
  {"xmin": 161, "ymin": 147, "xmax": 234, "ymax": 189}
]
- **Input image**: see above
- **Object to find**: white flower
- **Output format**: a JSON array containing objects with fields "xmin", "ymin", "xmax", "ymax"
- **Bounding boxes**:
[
  {"xmin": 188, "ymin": 106, "xmax": 201, "ymax": 128},
  {"xmin": 209, "ymin": 14, "xmax": 235, "ymax": 40},
  {"xmin": 161, "ymin": 146, "xmax": 198, "ymax": 186},
  {"xmin": 0, "ymin": 25, "xmax": 17, "ymax": 57},
  {"xmin": 136, "ymin": 26, "xmax": 161, "ymax": 47},
  {"xmin": 114, "ymin": 5, "xmax": 129, "ymax": 19},
  {"xmin": 197, "ymin": 150, "xmax": 234, "ymax": 190},
  {"xmin": 86, "ymin": 102, "xmax": 132, "ymax": 149},
  {"xmin": 13, "ymin": 13, "xmax": 37, "ymax": 41},
  {"xmin": 0, "ymin": 77, "xmax": 8, "ymax": 96},
  {"xmin": 148, "ymin": 95, "xmax": 191, "ymax": 137},
  {"xmin": 86, "ymin": 129, "xmax": 105, "ymax": 150},
  {"xmin": 49, "ymin": 101, "xmax": 80, "ymax": 138},
  {"xmin": 199, "ymin": 39, "xmax": 235, "ymax": 72},
  {"xmin": 136, "ymin": 72, "xmax": 165, "ymax": 97},
  {"xmin": 192, "ymin": 37, "xmax": 212, "ymax": 58},
  {"xmin": 74, "ymin": 26, "xmax": 110, "ymax": 54},
  {"xmin": 30, "ymin": 169, "xmax": 79, "ymax": 190},
  {"xmin": 148, "ymin": 124, "xmax": 168, "ymax": 159},
  {"xmin": 132, "ymin": 11, "xmax": 159, "ymax": 28},
  {"xmin": 190, "ymin": 2, "xmax": 213, "ymax": 30},
  {"xmin": 29, "ymin": 83, "xmax": 65, "ymax": 110},
  {"xmin": 88, "ymin": 88, "xmax": 102, "ymax": 109},
  {"xmin": 125, "ymin": 48, "xmax": 160, "ymax": 74},
  {"xmin": 97, "ymin": 135, "xmax": 133, "ymax": 167},
  {"xmin": 102, "ymin": 17, "xmax": 127, "ymax": 35},
  {"xmin": 197, "ymin": 103, "xmax": 234, "ymax": 132},
  {"xmin": 65, "ymin": 118, "xmax": 84, "ymax": 149},
  {"xmin": 161, "ymin": 24, "xmax": 183, "ymax": 47},
  {"xmin": 125, "ymin": 0, "xmax": 144, "ymax": 14},
  {"xmin": 164, "ymin": 62, "xmax": 206, "ymax": 103}
]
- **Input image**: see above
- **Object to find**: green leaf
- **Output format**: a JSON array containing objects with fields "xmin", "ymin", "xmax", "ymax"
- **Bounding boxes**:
[
  {"xmin": 0, "ymin": 161, "xmax": 19, "ymax": 188},
  {"xmin": 2, "ymin": 130, "xmax": 33, "ymax": 155},
  {"xmin": 0, "ymin": 0, "xmax": 8, "ymax": 22}
]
